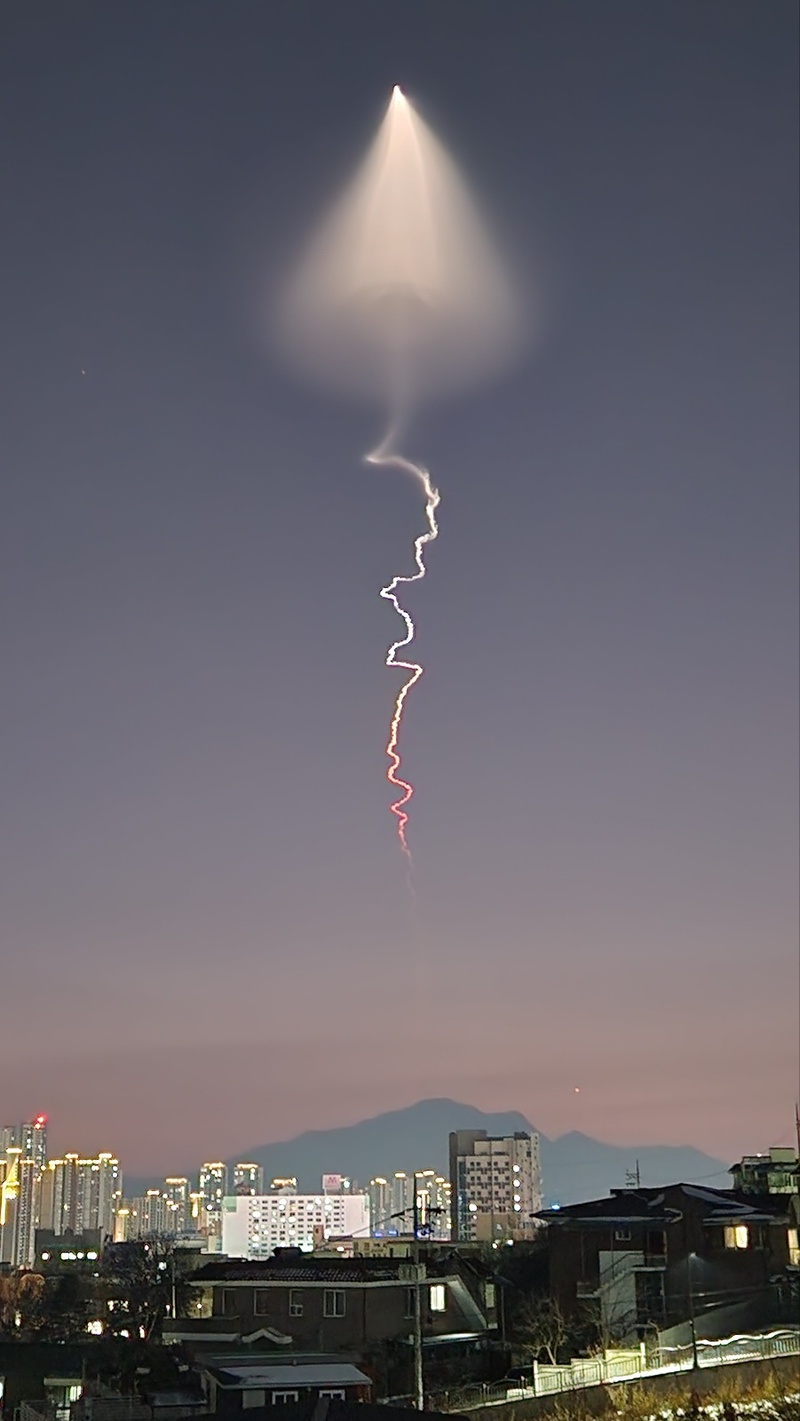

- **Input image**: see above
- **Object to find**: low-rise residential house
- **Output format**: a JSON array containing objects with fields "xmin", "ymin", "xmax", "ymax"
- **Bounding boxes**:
[
  {"xmin": 173, "ymin": 1251, "xmax": 495, "ymax": 1356},
  {"xmin": 202, "ymin": 1356, "xmax": 372, "ymax": 1409},
  {"xmin": 731, "ymin": 1148, "xmax": 799, "ymax": 1197},
  {"xmin": 538, "ymin": 1182, "xmax": 800, "ymax": 1343}
]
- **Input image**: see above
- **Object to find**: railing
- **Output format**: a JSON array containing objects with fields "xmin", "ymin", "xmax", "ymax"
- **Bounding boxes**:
[{"xmin": 430, "ymin": 1327, "xmax": 800, "ymax": 1412}]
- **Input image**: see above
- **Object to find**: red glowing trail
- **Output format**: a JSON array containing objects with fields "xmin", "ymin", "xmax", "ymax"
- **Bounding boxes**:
[{"xmin": 366, "ymin": 436, "xmax": 440, "ymax": 859}]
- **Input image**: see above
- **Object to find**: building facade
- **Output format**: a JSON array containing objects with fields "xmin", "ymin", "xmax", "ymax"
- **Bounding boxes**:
[
  {"xmin": 200, "ymin": 1162, "xmax": 229, "ymax": 1238},
  {"xmin": 40, "ymin": 1153, "xmax": 121, "ymax": 1238},
  {"xmin": 221, "ymin": 1191, "xmax": 370, "ymax": 1258},
  {"xmin": 173, "ymin": 1252, "xmax": 495, "ymax": 1355},
  {"xmin": 0, "ymin": 1151, "xmax": 39, "ymax": 1266},
  {"xmin": 731, "ymin": 1148, "xmax": 799, "ymax": 1196},
  {"xmin": 233, "ymin": 1163, "xmax": 264, "ymax": 1196},
  {"xmin": 538, "ymin": 1181, "xmax": 800, "ymax": 1343},
  {"xmin": 449, "ymin": 1129, "xmax": 542, "ymax": 1242}
]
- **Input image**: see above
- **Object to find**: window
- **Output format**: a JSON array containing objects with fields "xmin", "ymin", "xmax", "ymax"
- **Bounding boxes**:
[
  {"xmin": 323, "ymin": 1289, "xmax": 346, "ymax": 1317},
  {"xmin": 289, "ymin": 1289, "xmax": 304, "ymax": 1317},
  {"xmin": 614, "ymin": 1229, "xmax": 632, "ymax": 1242},
  {"xmin": 271, "ymin": 1393, "xmax": 299, "ymax": 1405},
  {"xmin": 222, "ymin": 1288, "xmax": 239, "ymax": 1316},
  {"xmin": 319, "ymin": 1393, "xmax": 345, "ymax": 1401},
  {"xmin": 485, "ymin": 1282, "xmax": 496, "ymax": 1309},
  {"xmin": 787, "ymin": 1228, "xmax": 800, "ymax": 1266},
  {"xmin": 253, "ymin": 1290, "xmax": 270, "ymax": 1317},
  {"xmin": 429, "ymin": 1283, "xmax": 446, "ymax": 1313},
  {"xmin": 724, "ymin": 1225, "xmax": 749, "ymax": 1250},
  {"xmin": 405, "ymin": 1287, "xmax": 416, "ymax": 1319},
  {"xmin": 646, "ymin": 1230, "xmax": 667, "ymax": 1258}
]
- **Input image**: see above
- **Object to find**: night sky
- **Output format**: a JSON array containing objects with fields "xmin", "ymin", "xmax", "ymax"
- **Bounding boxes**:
[{"xmin": 2, "ymin": 2, "xmax": 797, "ymax": 1175}]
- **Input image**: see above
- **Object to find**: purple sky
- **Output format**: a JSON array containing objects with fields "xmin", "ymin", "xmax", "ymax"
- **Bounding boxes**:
[{"xmin": 1, "ymin": 1, "xmax": 797, "ymax": 1177}]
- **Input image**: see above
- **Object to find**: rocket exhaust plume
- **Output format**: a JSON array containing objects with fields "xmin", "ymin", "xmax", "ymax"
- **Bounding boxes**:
[{"xmin": 278, "ymin": 88, "xmax": 521, "ymax": 859}]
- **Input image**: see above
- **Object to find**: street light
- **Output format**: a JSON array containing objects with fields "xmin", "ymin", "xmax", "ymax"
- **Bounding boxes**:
[{"xmin": 687, "ymin": 1253, "xmax": 699, "ymax": 1370}]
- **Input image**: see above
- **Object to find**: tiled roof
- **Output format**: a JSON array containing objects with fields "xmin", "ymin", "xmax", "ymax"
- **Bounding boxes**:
[
  {"xmin": 538, "ymin": 1182, "xmax": 793, "ymax": 1225},
  {"xmin": 190, "ymin": 1252, "xmax": 467, "ymax": 1284},
  {"xmin": 191, "ymin": 1260, "xmax": 399, "ymax": 1283}
]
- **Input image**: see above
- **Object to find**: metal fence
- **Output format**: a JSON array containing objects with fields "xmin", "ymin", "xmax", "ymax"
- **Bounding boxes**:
[{"xmin": 429, "ymin": 1327, "xmax": 800, "ymax": 1412}]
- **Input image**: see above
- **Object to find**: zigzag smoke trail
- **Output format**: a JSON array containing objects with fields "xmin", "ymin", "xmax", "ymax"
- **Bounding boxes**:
[{"xmin": 366, "ymin": 435, "xmax": 440, "ymax": 861}]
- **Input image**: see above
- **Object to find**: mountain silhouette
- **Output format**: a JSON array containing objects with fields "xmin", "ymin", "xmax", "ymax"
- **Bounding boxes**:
[{"xmin": 127, "ymin": 1098, "xmax": 730, "ymax": 1203}]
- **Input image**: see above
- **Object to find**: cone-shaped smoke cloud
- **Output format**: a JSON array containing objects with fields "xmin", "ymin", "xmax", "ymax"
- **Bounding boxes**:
[{"xmin": 278, "ymin": 88, "xmax": 522, "ymax": 407}]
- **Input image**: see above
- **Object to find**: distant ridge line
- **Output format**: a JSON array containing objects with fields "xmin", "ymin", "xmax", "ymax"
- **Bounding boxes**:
[{"xmin": 124, "ymin": 1097, "xmax": 729, "ymax": 1203}]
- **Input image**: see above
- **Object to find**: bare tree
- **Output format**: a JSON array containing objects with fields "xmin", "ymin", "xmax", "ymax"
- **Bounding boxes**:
[{"xmin": 516, "ymin": 1295, "xmax": 571, "ymax": 1365}]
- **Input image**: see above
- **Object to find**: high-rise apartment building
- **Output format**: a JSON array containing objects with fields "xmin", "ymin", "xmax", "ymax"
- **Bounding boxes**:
[
  {"xmin": 164, "ymin": 1177, "xmax": 189, "ymax": 1232},
  {"xmin": 415, "ymin": 1170, "xmax": 452, "ymax": 1240},
  {"xmin": 1, "ymin": 1115, "xmax": 48, "ymax": 1169},
  {"xmin": 0, "ymin": 1149, "xmax": 39, "ymax": 1266},
  {"xmin": 39, "ymin": 1153, "xmax": 121, "ymax": 1238},
  {"xmin": 118, "ymin": 1189, "xmax": 177, "ymax": 1239},
  {"xmin": 199, "ymin": 1162, "xmax": 228, "ymax": 1225},
  {"xmin": 222, "ymin": 1190, "xmax": 370, "ymax": 1258},
  {"xmin": 391, "ymin": 1171, "xmax": 413, "ymax": 1231},
  {"xmin": 233, "ymin": 1162, "xmax": 264, "ymax": 1196},
  {"xmin": 449, "ymin": 1129, "xmax": 542, "ymax": 1242},
  {"xmin": 0, "ymin": 1116, "xmax": 48, "ymax": 1266},
  {"xmin": 368, "ymin": 1177, "xmax": 392, "ymax": 1233},
  {"xmin": 370, "ymin": 1170, "xmax": 451, "ymax": 1238}
]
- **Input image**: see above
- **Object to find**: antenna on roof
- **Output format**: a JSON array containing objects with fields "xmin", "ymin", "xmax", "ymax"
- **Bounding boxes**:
[{"xmin": 624, "ymin": 1160, "xmax": 641, "ymax": 1190}]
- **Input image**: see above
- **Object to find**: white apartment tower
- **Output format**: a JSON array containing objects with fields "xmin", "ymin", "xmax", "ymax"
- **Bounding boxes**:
[
  {"xmin": 449, "ymin": 1129, "xmax": 542, "ymax": 1242},
  {"xmin": 222, "ymin": 1190, "xmax": 370, "ymax": 1258}
]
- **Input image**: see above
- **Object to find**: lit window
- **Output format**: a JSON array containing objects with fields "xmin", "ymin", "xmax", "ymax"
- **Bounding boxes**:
[
  {"xmin": 429, "ymin": 1284, "xmax": 446, "ymax": 1312},
  {"xmin": 724, "ymin": 1225, "xmax": 749, "ymax": 1249},
  {"xmin": 289, "ymin": 1290, "xmax": 304, "ymax": 1317},
  {"xmin": 787, "ymin": 1228, "xmax": 800, "ymax": 1266}
]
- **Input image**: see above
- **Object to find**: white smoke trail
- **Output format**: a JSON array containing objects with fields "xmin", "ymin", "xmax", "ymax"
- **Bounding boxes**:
[{"xmin": 365, "ymin": 427, "xmax": 440, "ymax": 860}]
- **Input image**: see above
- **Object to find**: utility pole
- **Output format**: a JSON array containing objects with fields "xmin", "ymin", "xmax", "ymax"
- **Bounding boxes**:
[{"xmin": 412, "ymin": 1177, "xmax": 424, "ymax": 1410}]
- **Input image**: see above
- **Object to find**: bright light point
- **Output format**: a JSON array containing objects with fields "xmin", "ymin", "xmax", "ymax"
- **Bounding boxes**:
[{"xmin": 392, "ymin": 84, "xmax": 404, "ymax": 98}]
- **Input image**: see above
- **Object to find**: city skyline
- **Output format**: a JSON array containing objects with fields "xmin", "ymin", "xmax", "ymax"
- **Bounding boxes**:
[{"xmin": 1, "ymin": 2, "xmax": 797, "ymax": 1170}]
